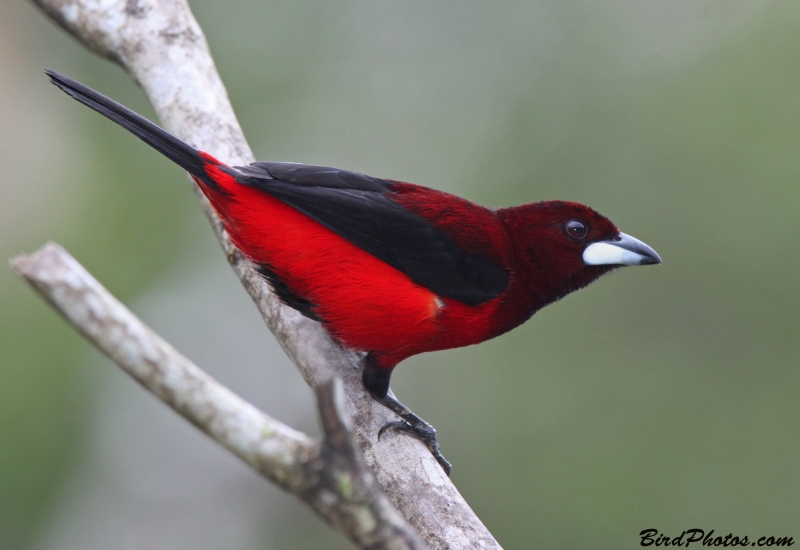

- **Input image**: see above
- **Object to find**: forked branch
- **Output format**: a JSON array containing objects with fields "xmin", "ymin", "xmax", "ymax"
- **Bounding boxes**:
[
  {"xmin": 27, "ymin": 0, "xmax": 500, "ymax": 548},
  {"xmin": 12, "ymin": 242, "xmax": 426, "ymax": 550}
]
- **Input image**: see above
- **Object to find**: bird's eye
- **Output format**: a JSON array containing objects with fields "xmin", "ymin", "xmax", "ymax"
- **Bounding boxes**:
[{"xmin": 566, "ymin": 220, "xmax": 587, "ymax": 238}]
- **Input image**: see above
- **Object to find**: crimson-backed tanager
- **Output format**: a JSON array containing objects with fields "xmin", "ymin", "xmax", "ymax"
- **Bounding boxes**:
[{"xmin": 47, "ymin": 70, "xmax": 661, "ymax": 474}]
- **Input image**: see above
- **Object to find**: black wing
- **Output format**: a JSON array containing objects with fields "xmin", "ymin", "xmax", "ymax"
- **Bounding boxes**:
[{"xmin": 233, "ymin": 161, "xmax": 508, "ymax": 305}]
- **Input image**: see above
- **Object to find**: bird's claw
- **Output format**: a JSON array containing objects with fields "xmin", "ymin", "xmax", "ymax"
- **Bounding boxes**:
[
  {"xmin": 378, "ymin": 419, "xmax": 452, "ymax": 476},
  {"xmin": 378, "ymin": 420, "xmax": 409, "ymax": 441}
]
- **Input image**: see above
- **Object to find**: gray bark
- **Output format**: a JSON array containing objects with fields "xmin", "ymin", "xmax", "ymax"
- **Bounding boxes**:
[{"xmin": 12, "ymin": 243, "xmax": 427, "ymax": 550}]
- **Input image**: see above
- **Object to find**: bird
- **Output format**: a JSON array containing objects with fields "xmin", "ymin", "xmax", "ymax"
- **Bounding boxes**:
[{"xmin": 46, "ymin": 70, "xmax": 661, "ymax": 475}]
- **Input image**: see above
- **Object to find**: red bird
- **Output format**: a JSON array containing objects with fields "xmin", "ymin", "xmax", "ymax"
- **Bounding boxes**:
[{"xmin": 47, "ymin": 71, "xmax": 661, "ymax": 474}]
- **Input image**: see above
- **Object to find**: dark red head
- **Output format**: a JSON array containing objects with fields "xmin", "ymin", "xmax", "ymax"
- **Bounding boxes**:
[{"xmin": 498, "ymin": 201, "xmax": 660, "ymax": 314}]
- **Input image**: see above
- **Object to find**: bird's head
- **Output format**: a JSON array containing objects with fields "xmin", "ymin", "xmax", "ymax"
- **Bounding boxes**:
[{"xmin": 499, "ymin": 200, "xmax": 661, "ymax": 309}]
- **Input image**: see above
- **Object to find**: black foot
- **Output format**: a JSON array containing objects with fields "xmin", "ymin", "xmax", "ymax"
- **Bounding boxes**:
[{"xmin": 375, "ymin": 394, "xmax": 452, "ymax": 476}]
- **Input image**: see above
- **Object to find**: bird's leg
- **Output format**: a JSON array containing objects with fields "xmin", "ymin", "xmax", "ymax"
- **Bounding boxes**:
[
  {"xmin": 362, "ymin": 353, "xmax": 452, "ymax": 475},
  {"xmin": 375, "ymin": 392, "xmax": 452, "ymax": 475}
]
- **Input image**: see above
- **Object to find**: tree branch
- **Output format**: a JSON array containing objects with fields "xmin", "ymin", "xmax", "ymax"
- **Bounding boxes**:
[
  {"xmin": 28, "ymin": 0, "xmax": 501, "ymax": 547},
  {"xmin": 11, "ymin": 242, "xmax": 427, "ymax": 550}
]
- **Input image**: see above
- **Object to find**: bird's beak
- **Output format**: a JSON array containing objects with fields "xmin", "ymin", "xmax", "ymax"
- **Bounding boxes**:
[{"xmin": 583, "ymin": 232, "xmax": 662, "ymax": 266}]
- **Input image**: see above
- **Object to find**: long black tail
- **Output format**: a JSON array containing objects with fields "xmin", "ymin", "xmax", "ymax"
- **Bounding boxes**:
[{"xmin": 45, "ymin": 70, "xmax": 216, "ymax": 188}]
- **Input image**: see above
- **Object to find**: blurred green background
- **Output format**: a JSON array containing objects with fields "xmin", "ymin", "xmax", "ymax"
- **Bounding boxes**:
[{"xmin": 1, "ymin": 0, "xmax": 799, "ymax": 548}]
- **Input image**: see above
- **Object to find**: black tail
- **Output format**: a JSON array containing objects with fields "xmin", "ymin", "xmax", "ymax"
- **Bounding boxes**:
[{"xmin": 45, "ymin": 70, "xmax": 217, "ymax": 188}]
